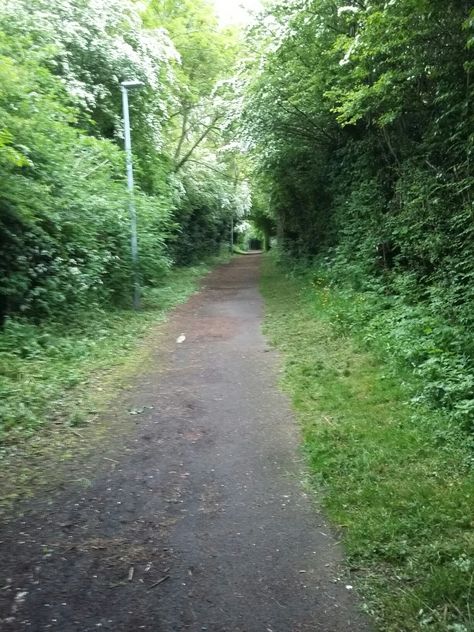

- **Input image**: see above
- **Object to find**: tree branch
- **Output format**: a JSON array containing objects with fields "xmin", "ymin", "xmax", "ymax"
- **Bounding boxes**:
[
  {"xmin": 174, "ymin": 114, "xmax": 223, "ymax": 172},
  {"xmin": 174, "ymin": 107, "xmax": 190, "ymax": 161},
  {"xmin": 187, "ymin": 159, "xmax": 242, "ymax": 182}
]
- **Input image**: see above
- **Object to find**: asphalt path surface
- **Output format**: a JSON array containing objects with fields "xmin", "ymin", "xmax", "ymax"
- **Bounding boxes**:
[{"xmin": 0, "ymin": 255, "xmax": 370, "ymax": 632}]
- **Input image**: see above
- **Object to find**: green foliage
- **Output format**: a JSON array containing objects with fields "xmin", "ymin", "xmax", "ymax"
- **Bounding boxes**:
[
  {"xmin": 243, "ymin": 0, "xmax": 474, "ymax": 426},
  {"xmin": 0, "ymin": 7, "xmax": 174, "ymax": 320},
  {"xmin": 262, "ymin": 255, "xmax": 474, "ymax": 632},
  {"xmin": 0, "ymin": 0, "xmax": 248, "ymax": 325},
  {"xmin": 144, "ymin": 0, "xmax": 240, "ymax": 167},
  {"xmin": 0, "ymin": 0, "xmax": 181, "ymax": 203},
  {"xmin": 169, "ymin": 168, "xmax": 233, "ymax": 265}
]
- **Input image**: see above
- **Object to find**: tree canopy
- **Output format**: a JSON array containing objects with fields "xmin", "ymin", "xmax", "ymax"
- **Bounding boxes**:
[
  {"xmin": 0, "ymin": 0, "xmax": 249, "ymax": 320},
  {"xmin": 242, "ymin": 0, "xmax": 474, "ymax": 428}
]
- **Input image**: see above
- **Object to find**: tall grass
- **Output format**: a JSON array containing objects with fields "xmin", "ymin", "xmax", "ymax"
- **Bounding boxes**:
[{"xmin": 261, "ymin": 256, "xmax": 474, "ymax": 631}]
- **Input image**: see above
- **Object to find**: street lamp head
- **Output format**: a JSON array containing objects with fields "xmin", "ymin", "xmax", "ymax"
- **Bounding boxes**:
[{"xmin": 121, "ymin": 79, "xmax": 145, "ymax": 90}]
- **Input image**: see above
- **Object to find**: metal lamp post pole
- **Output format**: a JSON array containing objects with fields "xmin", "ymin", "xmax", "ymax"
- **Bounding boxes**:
[{"xmin": 121, "ymin": 80, "xmax": 143, "ymax": 310}]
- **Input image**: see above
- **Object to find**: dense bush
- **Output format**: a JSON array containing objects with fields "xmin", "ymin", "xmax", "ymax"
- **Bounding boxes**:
[
  {"xmin": 0, "ymin": 0, "xmax": 247, "ymax": 324},
  {"xmin": 0, "ymin": 27, "xmax": 172, "ymax": 320},
  {"xmin": 243, "ymin": 0, "xmax": 474, "ymax": 428}
]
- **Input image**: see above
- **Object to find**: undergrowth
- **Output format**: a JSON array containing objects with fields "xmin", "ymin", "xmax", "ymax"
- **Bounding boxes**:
[
  {"xmin": 0, "ymin": 256, "xmax": 228, "ymax": 446},
  {"xmin": 261, "ymin": 255, "xmax": 474, "ymax": 632}
]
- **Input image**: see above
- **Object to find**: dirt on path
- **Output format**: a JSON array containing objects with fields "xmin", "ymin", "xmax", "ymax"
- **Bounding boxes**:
[{"xmin": 0, "ymin": 255, "xmax": 370, "ymax": 632}]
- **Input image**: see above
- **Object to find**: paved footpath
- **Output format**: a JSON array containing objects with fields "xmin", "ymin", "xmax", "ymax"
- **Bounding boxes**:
[{"xmin": 0, "ymin": 255, "xmax": 370, "ymax": 632}]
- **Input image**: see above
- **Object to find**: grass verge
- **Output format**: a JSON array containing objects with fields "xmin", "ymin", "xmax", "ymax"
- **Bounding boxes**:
[
  {"xmin": 261, "ymin": 255, "xmax": 474, "ymax": 632},
  {"xmin": 0, "ymin": 256, "xmax": 228, "ymax": 446}
]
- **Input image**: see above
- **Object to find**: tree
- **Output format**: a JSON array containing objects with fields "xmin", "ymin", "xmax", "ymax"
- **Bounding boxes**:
[
  {"xmin": 144, "ymin": 0, "xmax": 240, "ymax": 171},
  {"xmin": 0, "ymin": 0, "xmax": 248, "ymax": 320},
  {"xmin": 241, "ymin": 0, "xmax": 474, "ymax": 428}
]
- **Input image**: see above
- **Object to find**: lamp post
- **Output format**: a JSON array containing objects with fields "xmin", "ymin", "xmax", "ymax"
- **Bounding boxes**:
[{"xmin": 121, "ymin": 79, "xmax": 144, "ymax": 310}]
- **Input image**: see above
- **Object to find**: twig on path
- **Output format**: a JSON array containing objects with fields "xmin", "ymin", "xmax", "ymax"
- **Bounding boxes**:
[
  {"xmin": 270, "ymin": 595, "xmax": 286, "ymax": 609},
  {"xmin": 148, "ymin": 575, "xmax": 170, "ymax": 589},
  {"xmin": 128, "ymin": 566, "xmax": 134, "ymax": 582},
  {"xmin": 72, "ymin": 430, "xmax": 85, "ymax": 439}
]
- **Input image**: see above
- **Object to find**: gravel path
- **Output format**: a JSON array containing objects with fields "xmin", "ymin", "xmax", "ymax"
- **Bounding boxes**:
[{"xmin": 0, "ymin": 255, "xmax": 370, "ymax": 632}]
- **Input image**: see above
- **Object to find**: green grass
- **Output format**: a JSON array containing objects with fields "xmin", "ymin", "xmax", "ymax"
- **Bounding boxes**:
[
  {"xmin": 261, "ymin": 255, "xmax": 474, "ymax": 632},
  {"xmin": 0, "ymin": 256, "xmax": 229, "ymax": 446}
]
